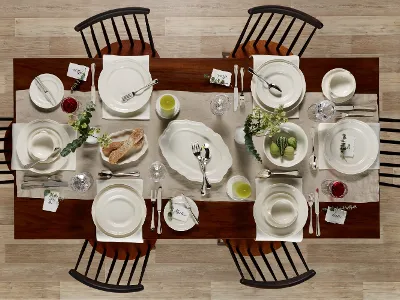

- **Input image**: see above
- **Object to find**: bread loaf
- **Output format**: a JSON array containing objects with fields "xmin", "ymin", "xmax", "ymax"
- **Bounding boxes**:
[
  {"xmin": 102, "ymin": 141, "xmax": 124, "ymax": 157},
  {"xmin": 108, "ymin": 128, "xmax": 144, "ymax": 164}
]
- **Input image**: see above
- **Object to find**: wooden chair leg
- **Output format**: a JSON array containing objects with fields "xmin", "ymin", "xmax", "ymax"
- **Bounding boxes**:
[
  {"xmin": 222, "ymin": 51, "xmax": 230, "ymax": 58},
  {"xmin": 217, "ymin": 239, "xmax": 225, "ymax": 246}
]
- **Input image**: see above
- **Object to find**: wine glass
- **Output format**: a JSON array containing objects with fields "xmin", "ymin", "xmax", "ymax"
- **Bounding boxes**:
[
  {"xmin": 321, "ymin": 179, "xmax": 348, "ymax": 198},
  {"xmin": 308, "ymin": 100, "xmax": 336, "ymax": 122},
  {"xmin": 61, "ymin": 96, "xmax": 80, "ymax": 114},
  {"xmin": 149, "ymin": 161, "xmax": 167, "ymax": 182},
  {"xmin": 70, "ymin": 172, "xmax": 94, "ymax": 193},
  {"xmin": 210, "ymin": 94, "xmax": 230, "ymax": 116}
]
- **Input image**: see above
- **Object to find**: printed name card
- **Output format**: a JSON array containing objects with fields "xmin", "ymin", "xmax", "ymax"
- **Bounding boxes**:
[
  {"xmin": 172, "ymin": 204, "xmax": 189, "ymax": 222},
  {"xmin": 67, "ymin": 63, "xmax": 89, "ymax": 81},
  {"xmin": 43, "ymin": 189, "xmax": 61, "ymax": 212},
  {"xmin": 342, "ymin": 135, "xmax": 356, "ymax": 158},
  {"xmin": 325, "ymin": 206, "xmax": 347, "ymax": 225},
  {"xmin": 210, "ymin": 69, "xmax": 232, "ymax": 87}
]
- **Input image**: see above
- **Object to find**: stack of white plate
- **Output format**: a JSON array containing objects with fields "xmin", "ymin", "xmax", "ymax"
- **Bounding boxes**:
[
  {"xmin": 251, "ymin": 59, "xmax": 306, "ymax": 113},
  {"xmin": 91, "ymin": 184, "xmax": 146, "ymax": 238},
  {"xmin": 98, "ymin": 59, "xmax": 153, "ymax": 114},
  {"xmin": 253, "ymin": 183, "xmax": 308, "ymax": 238}
]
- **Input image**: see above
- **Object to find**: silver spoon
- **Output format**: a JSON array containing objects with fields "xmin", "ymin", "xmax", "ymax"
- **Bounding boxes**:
[
  {"xmin": 248, "ymin": 67, "xmax": 282, "ymax": 93},
  {"xmin": 98, "ymin": 170, "xmax": 140, "ymax": 179},
  {"xmin": 256, "ymin": 169, "xmax": 300, "ymax": 178},
  {"xmin": 309, "ymin": 128, "xmax": 318, "ymax": 171},
  {"xmin": 23, "ymin": 147, "xmax": 61, "ymax": 169},
  {"xmin": 202, "ymin": 143, "xmax": 212, "ymax": 189}
]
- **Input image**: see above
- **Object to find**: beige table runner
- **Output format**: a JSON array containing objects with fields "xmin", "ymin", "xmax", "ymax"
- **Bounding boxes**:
[{"xmin": 16, "ymin": 90, "xmax": 379, "ymax": 203}]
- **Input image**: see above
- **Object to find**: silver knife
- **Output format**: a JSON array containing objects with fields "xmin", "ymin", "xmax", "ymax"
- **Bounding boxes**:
[
  {"xmin": 315, "ymin": 188, "xmax": 320, "ymax": 237},
  {"xmin": 21, "ymin": 181, "xmax": 69, "ymax": 189},
  {"xmin": 181, "ymin": 194, "xmax": 199, "ymax": 225},
  {"xmin": 24, "ymin": 174, "xmax": 62, "ymax": 182},
  {"xmin": 335, "ymin": 105, "xmax": 376, "ymax": 112},
  {"xmin": 233, "ymin": 64, "xmax": 239, "ymax": 111},
  {"xmin": 35, "ymin": 77, "xmax": 56, "ymax": 105},
  {"xmin": 157, "ymin": 186, "xmax": 162, "ymax": 234}
]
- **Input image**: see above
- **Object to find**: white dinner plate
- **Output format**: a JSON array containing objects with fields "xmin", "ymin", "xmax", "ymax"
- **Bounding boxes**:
[
  {"xmin": 322, "ymin": 68, "xmax": 356, "ymax": 103},
  {"xmin": 159, "ymin": 120, "xmax": 232, "ymax": 183},
  {"xmin": 163, "ymin": 195, "xmax": 199, "ymax": 231},
  {"xmin": 254, "ymin": 183, "xmax": 308, "ymax": 238},
  {"xmin": 98, "ymin": 59, "xmax": 152, "ymax": 114},
  {"xmin": 29, "ymin": 73, "xmax": 64, "ymax": 109},
  {"xmin": 255, "ymin": 60, "xmax": 303, "ymax": 109},
  {"xmin": 323, "ymin": 119, "xmax": 379, "ymax": 175},
  {"xmin": 16, "ymin": 119, "xmax": 69, "ymax": 174},
  {"xmin": 92, "ymin": 184, "xmax": 146, "ymax": 238}
]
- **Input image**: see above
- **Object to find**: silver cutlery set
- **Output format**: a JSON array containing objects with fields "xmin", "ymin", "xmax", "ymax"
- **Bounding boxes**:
[
  {"xmin": 233, "ymin": 65, "xmax": 246, "ymax": 111},
  {"xmin": 307, "ymin": 191, "xmax": 320, "ymax": 237},
  {"xmin": 191, "ymin": 142, "xmax": 212, "ymax": 196},
  {"xmin": 34, "ymin": 76, "xmax": 56, "ymax": 105}
]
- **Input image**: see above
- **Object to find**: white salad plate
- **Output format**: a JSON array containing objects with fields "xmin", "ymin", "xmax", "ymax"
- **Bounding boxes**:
[
  {"xmin": 263, "ymin": 122, "xmax": 308, "ymax": 168},
  {"xmin": 255, "ymin": 60, "xmax": 303, "ymax": 109},
  {"xmin": 29, "ymin": 73, "xmax": 64, "ymax": 109},
  {"xmin": 98, "ymin": 59, "xmax": 152, "ymax": 114},
  {"xmin": 159, "ymin": 120, "xmax": 232, "ymax": 183},
  {"xmin": 323, "ymin": 119, "xmax": 378, "ymax": 175},
  {"xmin": 163, "ymin": 195, "xmax": 199, "ymax": 232},
  {"xmin": 100, "ymin": 129, "xmax": 148, "ymax": 165},
  {"xmin": 254, "ymin": 183, "xmax": 308, "ymax": 238},
  {"xmin": 322, "ymin": 68, "xmax": 356, "ymax": 103},
  {"xmin": 16, "ymin": 119, "xmax": 69, "ymax": 174},
  {"xmin": 92, "ymin": 184, "xmax": 146, "ymax": 238}
]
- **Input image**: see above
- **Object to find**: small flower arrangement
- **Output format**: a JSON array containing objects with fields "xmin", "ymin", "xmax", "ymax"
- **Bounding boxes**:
[
  {"xmin": 60, "ymin": 102, "xmax": 111, "ymax": 157},
  {"xmin": 244, "ymin": 105, "xmax": 288, "ymax": 163}
]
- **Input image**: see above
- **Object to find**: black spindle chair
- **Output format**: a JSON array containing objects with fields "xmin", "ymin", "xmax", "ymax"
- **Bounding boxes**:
[
  {"xmin": 74, "ymin": 7, "xmax": 159, "ymax": 58},
  {"xmin": 227, "ymin": 5, "xmax": 323, "ymax": 58},
  {"xmin": 225, "ymin": 240, "xmax": 315, "ymax": 289},
  {"xmin": 379, "ymin": 117, "xmax": 400, "ymax": 188},
  {"xmin": 1, "ymin": 117, "xmax": 14, "ymax": 184},
  {"xmin": 69, "ymin": 239, "xmax": 155, "ymax": 293}
]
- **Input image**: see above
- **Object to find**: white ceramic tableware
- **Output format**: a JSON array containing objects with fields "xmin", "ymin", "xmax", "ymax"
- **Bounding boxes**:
[
  {"xmin": 253, "ymin": 183, "xmax": 308, "ymax": 238},
  {"xmin": 264, "ymin": 122, "xmax": 308, "ymax": 168},
  {"xmin": 322, "ymin": 68, "xmax": 356, "ymax": 103},
  {"xmin": 234, "ymin": 126, "xmax": 246, "ymax": 145},
  {"xmin": 16, "ymin": 119, "xmax": 69, "ymax": 174},
  {"xmin": 155, "ymin": 94, "xmax": 180, "ymax": 119},
  {"xmin": 265, "ymin": 193, "xmax": 298, "ymax": 228},
  {"xmin": 92, "ymin": 184, "xmax": 146, "ymax": 238},
  {"xmin": 159, "ymin": 120, "xmax": 232, "ymax": 183},
  {"xmin": 226, "ymin": 175, "xmax": 252, "ymax": 201},
  {"xmin": 163, "ymin": 195, "xmax": 199, "ymax": 231},
  {"xmin": 323, "ymin": 119, "xmax": 378, "ymax": 175},
  {"xmin": 29, "ymin": 73, "xmax": 64, "ymax": 109},
  {"xmin": 98, "ymin": 59, "xmax": 152, "ymax": 114},
  {"xmin": 100, "ymin": 129, "xmax": 148, "ymax": 165},
  {"xmin": 28, "ymin": 130, "xmax": 55, "ymax": 160}
]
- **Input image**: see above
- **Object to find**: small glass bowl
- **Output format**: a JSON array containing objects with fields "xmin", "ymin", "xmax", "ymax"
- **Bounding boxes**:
[{"xmin": 210, "ymin": 94, "xmax": 230, "ymax": 116}]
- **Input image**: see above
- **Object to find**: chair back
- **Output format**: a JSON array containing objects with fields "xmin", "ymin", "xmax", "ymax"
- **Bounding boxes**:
[
  {"xmin": 74, "ymin": 7, "xmax": 156, "ymax": 58},
  {"xmin": 231, "ymin": 5, "xmax": 323, "ymax": 57},
  {"xmin": 0, "ymin": 117, "xmax": 14, "ymax": 184},
  {"xmin": 69, "ymin": 239, "xmax": 155, "ymax": 293},
  {"xmin": 226, "ymin": 240, "xmax": 316, "ymax": 288}
]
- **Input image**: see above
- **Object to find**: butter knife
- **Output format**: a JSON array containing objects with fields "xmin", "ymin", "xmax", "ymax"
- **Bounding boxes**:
[
  {"xmin": 233, "ymin": 64, "xmax": 239, "ymax": 111},
  {"xmin": 21, "ymin": 181, "xmax": 69, "ymax": 189},
  {"xmin": 157, "ymin": 186, "xmax": 162, "ymax": 234},
  {"xmin": 335, "ymin": 105, "xmax": 376, "ymax": 112},
  {"xmin": 315, "ymin": 188, "xmax": 320, "ymax": 237},
  {"xmin": 182, "ymin": 194, "xmax": 199, "ymax": 225}
]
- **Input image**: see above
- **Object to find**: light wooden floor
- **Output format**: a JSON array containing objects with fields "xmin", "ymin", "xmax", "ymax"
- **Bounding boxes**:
[{"xmin": 1, "ymin": 0, "xmax": 400, "ymax": 299}]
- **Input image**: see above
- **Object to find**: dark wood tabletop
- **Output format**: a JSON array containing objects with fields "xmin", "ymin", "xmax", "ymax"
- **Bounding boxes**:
[{"xmin": 13, "ymin": 57, "xmax": 380, "ymax": 239}]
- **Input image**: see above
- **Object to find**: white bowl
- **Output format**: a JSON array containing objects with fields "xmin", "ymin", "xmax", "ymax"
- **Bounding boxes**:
[
  {"xmin": 330, "ymin": 71, "xmax": 356, "ymax": 99},
  {"xmin": 28, "ymin": 130, "xmax": 55, "ymax": 160},
  {"xmin": 263, "ymin": 122, "xmax": 308, "ymax": 168},
  {"xmin": 265, "ymin": 192, "xmax": 298, "ymax": 228}
]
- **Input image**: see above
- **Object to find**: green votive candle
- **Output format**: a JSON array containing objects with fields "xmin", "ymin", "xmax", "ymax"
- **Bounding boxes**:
[{"xmin": 160, "ymin": 95, "xmax": 176, "ymax": 118}]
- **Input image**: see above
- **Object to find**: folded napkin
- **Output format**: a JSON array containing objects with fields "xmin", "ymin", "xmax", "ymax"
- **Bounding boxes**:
[
  {"xmin": 252, "ymin": 55, "xmax": 301, "ymax": 118},
  {"xmin": 101, "ymin": 54, "xmax": 151, "ymax": 120},
  {"xmin": 255, "ymin": 177, "xmax": 303, "ymax": 242},
  {"xmin": 11, "ymin": 123, "xmax": 77, "ymax": 171},
  {"xmin": 317, "ymin": 123, "xmax": 380, "ymax": 170},
  {"xmin": 95, "ymin": 178, "xmax": 144, "ymax": 243}
]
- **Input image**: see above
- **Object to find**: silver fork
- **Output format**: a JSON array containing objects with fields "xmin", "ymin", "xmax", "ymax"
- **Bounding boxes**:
[
  {"xmin": 307, "ymin": 193, "xmax": 314, "ymax": 234},
  {"xmin": 191, "ymin": 142, "xmax": 210, "ymax": 196},
  {"xmin": 150, "ymin": 189, "xmax": 156, "ymax": 231},
  {"xmin": 121, "ymin": 79, "xmax": 159, "ymax": 103},
  {"xmin": 239, "ymin": 67, "xmax": 245, "ymax": 107}
]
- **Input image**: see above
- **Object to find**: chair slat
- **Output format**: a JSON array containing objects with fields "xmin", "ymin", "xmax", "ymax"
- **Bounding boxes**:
[
  {"xmin": 122, "ymin": 15, "xmax": 134, "ymax": 47},
  {"xmin": 75, "ymin": 240, "xmax": 88, "ymax": 270},
  {"xmin": 232, "ymin": 15, "xmax": 253, "ymax": 57},
  {"xmin": 138, "ymin": 244, "xmax": 151, "ymax": 284},
  {"xmin": 0, "ymin": 117, "xmax": 13, "ymax": 121},
  {"xmin": 90, "ymin": 25, "xmax": 102, "ymax": 58},
  {"xmin": 380, "ymin": 173, "xmax": 400, "ymax": 178},
  {"xmin": 242, "ymin": 13, "xmax": 264, "ymax": 49},
  {"xmin": 226, "ymin": 240, "xmax": 245, "ymax": 279},
  {"xmin": 265, "ymin": 15, "xmax": 285, "ymax": 49},
  {"xmin": 237, "ymin": 247, "xmax": 256, "ymax": 281},
  {"xmin": 127, "ymin": 251, "xmax": 141, "ymax": 285},
  {"xmin": 0, "ymin": 127, "xmax": 11, "ymax": 131},
  {"xmin": 248, "ymin": 248, "xmax": 266, "ymax": 282},
  {"xmin": 80, "ymin": 31, "xmax": 92, "ymax": 58},
  {"xmin": 281, "ymin": 242, "xmax": 299, "ymax": 276},
  {"xmin": 0, "ymin": 161, "xmax": 10, "ymax": 165},
  {"xmin": 380, "ymin": 118, "xmax": 400, "ymax": 122},
  {"xmin": 287, "ymin": 21, "xmax": 306, "ymax": 55},
  {"xmin": 259, "ymin": 245, "xmax": 277, "ymax": 281},
  {"xmin": 381, "ymin": 162, "xmax": 400, "ymax": 168},
  {"xmin": 85, "ymin": 241, "xmax": 97, "ymax": 276},
  {"xmin": 100, "ymin": 21, "xmax": 111, "ymax": 54},
  {"xmin": 271, "ymin": 242, "xmax": 288, "ymax": 279},
  {"xmin": 95, "ymin": 248, "xmax": 107, "ymax": 281},
  {"xmin": 145, "ymin": 14, "xmax": 156, "ymax": 57},
  {"xmin": 380, "ymin": 181, "xmax": 400, "ymax": 188},
  {"xmin": 381, "ymin": 139, "xmax": 400, "ymax": 145},
  {"xmin": 298, "ymin": 27, "xmax": 316, "ymax": 57},
  {"xmin": 0, "ymin": 170, "xmax": 13, "ymax": 174},
  {"xmin": 277, "ymin": 17, "xmax": 295, "ymax": 53},
  {"xmin": 0, "ymin": 149, "xmax": 11, "ymax": 153},
  {"xmin": 254, "ymin": 13, "xmax": 274, "ymax": 46},
  {"xmin": 111, "ymin": 17, "xmax": 122, "ymax": 48},
  {"xmin": 106, "ymin": 250, "xmax": 118, "ymax": 284},
  {"xmin": 117, "ymin": 252, "xmax": 130, "ymax": 285},
  {"xmin": 293, "ymin": 243, "xmax": 309, "ymax": 271},
  {"xmin": 381, "ymin": 150, "xmax": 400, "ymax": 156},
  {"xmin": 0, "ymin": 180, "xmax": 14, "ymax": 184},
  {"xmin": 381, "ymin": 128, "xmax": 400, "ymax": 133},
  {"xmin": 134, "ymin": 15, "xmax": 145, "ymax": 50}
]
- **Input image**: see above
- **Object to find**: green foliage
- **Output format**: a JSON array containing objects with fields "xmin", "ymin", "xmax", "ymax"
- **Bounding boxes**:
[{"xmin": 243, "ymin": 106, "xmax": 288, "ymax": 163}]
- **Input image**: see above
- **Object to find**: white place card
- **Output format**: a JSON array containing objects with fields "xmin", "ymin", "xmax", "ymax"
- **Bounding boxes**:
[
  {"xmin": 325, "ymin": 206, "xmax": 347, "ymax": 225},
  {"xmin": 210, "ymin": 69, "xmax": 231, "ymax": 87},
  {"xmin": 67, "ymin": 63, "xmax": 89, "ymax": 81},
  {"xmin": 43, "ymin": 189, "xmax": 61, "ymax": 212},
  {"xmin": 172, "ymin": 204, "xmax": 189, "ymax": 222},
  {"xmin": 342, "ymin": 135, "xmax": 356, "ymax": 158}
]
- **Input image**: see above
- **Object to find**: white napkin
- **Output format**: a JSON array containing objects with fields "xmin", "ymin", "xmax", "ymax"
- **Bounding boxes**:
[
  {"xmin": 252, "ymin": 55, "xmax": 301, "ymax": 119},
  {"xmin": 317, "ymin": 123, "xmax": 380, "ymax": 170},
  {"xmin": 11, "ymin": 123, "xmax": 77, "ymax": 171},
  {"xmin": 95, "ymin": 178, "xmax": 144, "ymax": 243},
  {"xmin": 101, "ymin": 54, "xmax": 151, "ymax": 120},
  {"xmin": 255, "ymin": 177, "xmax": 303, "ymax": 242}
]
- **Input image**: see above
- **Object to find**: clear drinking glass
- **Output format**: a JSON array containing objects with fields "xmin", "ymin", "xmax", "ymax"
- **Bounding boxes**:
[
  {"xmin": 210, "ymin": 94, "xmax": 230, "ymax": 115},
  {"xmin": 321, "ymin": 179, "xmax": 348, "ymax": 198},
  {"xmin": 149, "ymin": 161, "xmax": 167, "ymax": 182},
  {"xmin": 70, "ymin": 172, "xmax": 94, "ymax": 193},
  {"xmin": 308, "ymin": 100, "xmax": 336, "ymax": 122}
]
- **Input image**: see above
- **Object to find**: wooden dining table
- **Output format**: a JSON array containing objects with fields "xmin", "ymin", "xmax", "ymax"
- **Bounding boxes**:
[{"xmin": 12, "ymin": 57, "xmax": 380, "ymax": 240}]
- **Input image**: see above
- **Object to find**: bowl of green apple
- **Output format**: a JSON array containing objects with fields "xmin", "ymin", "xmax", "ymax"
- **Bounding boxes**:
[{"xmin": 263, "ymin": 122, "xmax": 308, "ymax": 168}]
